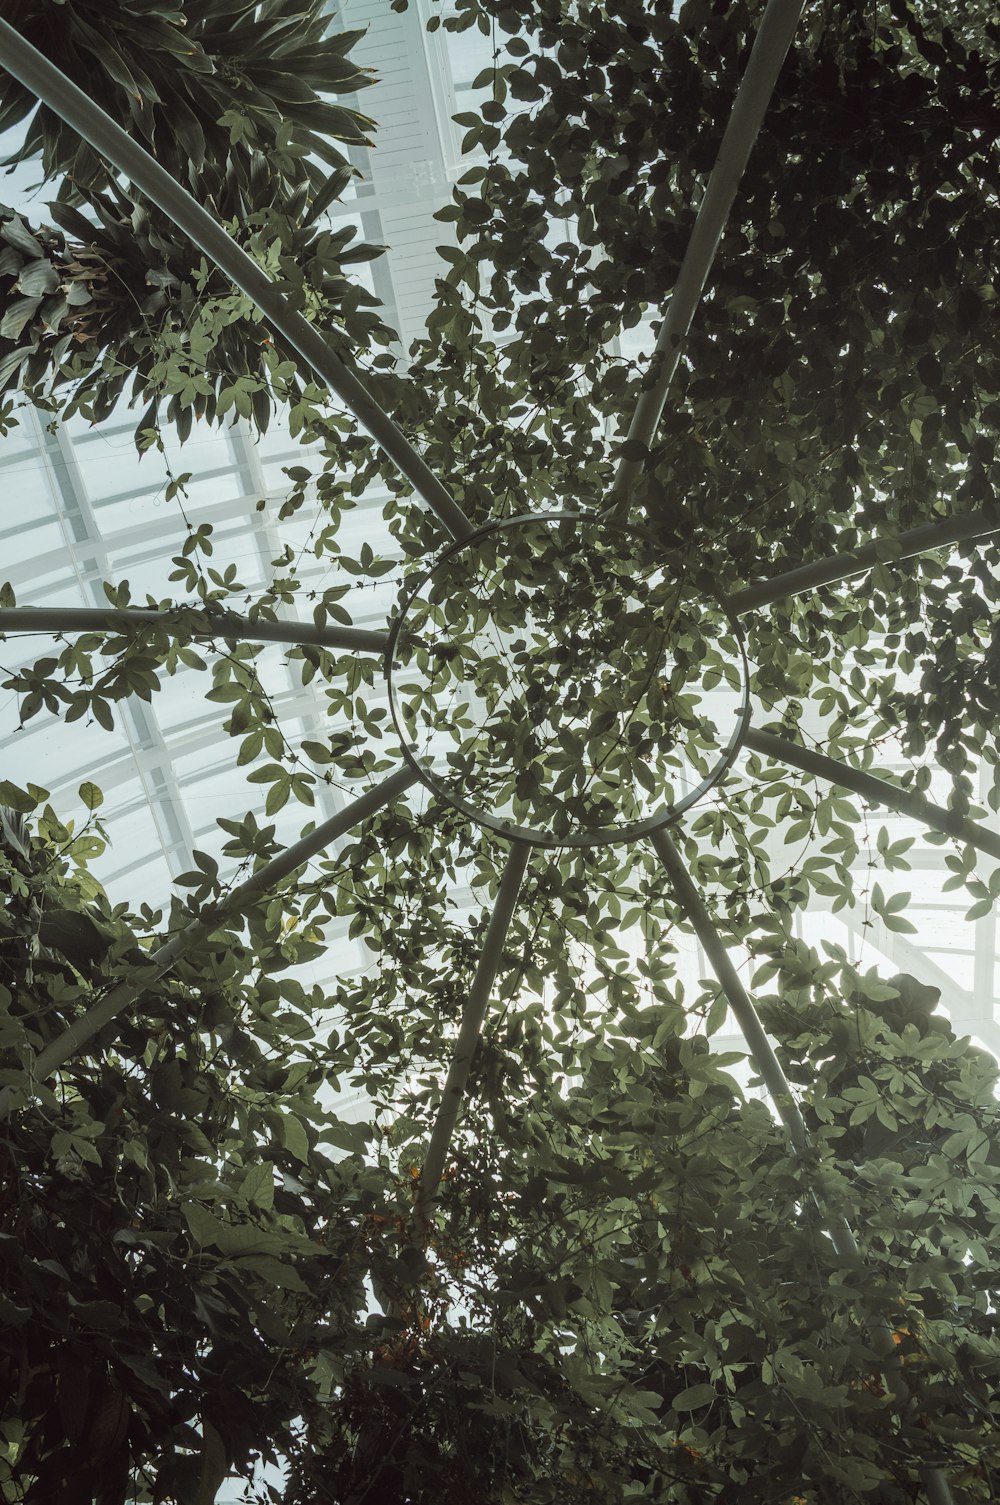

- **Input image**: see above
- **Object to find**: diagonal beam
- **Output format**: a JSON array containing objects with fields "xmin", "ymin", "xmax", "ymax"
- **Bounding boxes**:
[
  {"xmin": 730, "ymin": 506, "xmax": 1000, "ymax": 614},
  {"xmin": 650, "ymin": 826, "xmax": 954, "ymax": 1505},
  {"xmin": 651, "ymin": 827, "xmax": 814, "ymax": 1158},
  {"xmin": 0, "ymin": 606, "xmax": 388, "ymax": 657},
  {"xmin": 745, "ymin": 726, "xmax": 1000, "ymax": 863},
  {"xmin": 414, "ymin": 840, "xmax": 530, "ymax": 1231},
  {"xmin": 0, "ymin": 765, "xmax": 418, "ymax": 1119},
  {"xmin": 609, "ymin": 0, "xmax": 805, "ymax": 509},
  {"xmin": 0, "ymin": 20, "xmax": 473, "ymax": 546}
]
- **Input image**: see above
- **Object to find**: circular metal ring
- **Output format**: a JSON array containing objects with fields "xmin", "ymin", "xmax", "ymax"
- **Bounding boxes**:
[{"xmin": 384, "ymin": 511, "xmax": 750, "ymax": 849}]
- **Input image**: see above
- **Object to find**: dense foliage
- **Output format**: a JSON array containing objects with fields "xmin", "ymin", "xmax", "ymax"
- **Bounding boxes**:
[
  {"xmin": 2, "ymin": 0, "xmax": 1000, "ymax": 1501},
  {"xmin": 0, "ymin": 804, "xmax": 391, "ymax": 1504},
  {"xmin": 4, "ymin": 798, "xmax": 1000, "ymax": 1502},
  {"xmin": 0, "ymin": 0, "xmax": 390, "ymax": 433}
]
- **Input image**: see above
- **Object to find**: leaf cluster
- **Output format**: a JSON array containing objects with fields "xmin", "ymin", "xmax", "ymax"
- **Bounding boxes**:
[
  {"xmin": 0, "ymin": 0, "xmax": 393, "ymax": 435},
  {"xmin": 0, "ymin": 0, "xmax": 374, "ymax": 200},
  {"xmin": 0, "ymin": 805, "xmax": 398, "ymax": 1504}
]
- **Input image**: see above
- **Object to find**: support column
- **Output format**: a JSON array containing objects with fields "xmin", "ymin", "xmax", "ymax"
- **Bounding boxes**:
[
  {"xmin": 609, "ymin": 0, "xmax": 805, "ymax": 509},
  {"xmin": 414, "ymin": 840, "xmax": 530, "ymax": 1231},
  {"xmin": 729, "ymin": 507, "xmax": 1000, "ymax": 613},
  {"xmin": 745, "ymin": 726, "xmax": 1000, "ymax": 863},
  {"xmin": 650, "ymin": 826, "xmax": 953, "ymax": 1505}
]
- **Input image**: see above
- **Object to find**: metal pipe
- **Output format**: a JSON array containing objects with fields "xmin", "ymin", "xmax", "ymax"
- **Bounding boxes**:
[
  {"xmin": 745, "ymin": 727, "xmax": 1000, "ymax": 862},
  {"xmin": 0, "ymin": 19, "xmax": 473, "ymax": 545},
  {"xmin": 414, "ymin": 840, "xmax": 530, "ymax": 1229},
  {"xmin": 0, "ymin": 765, "xmax": 418, "ymax": 1117},
  {"xmin": 652, "ymin": 827, "xmax": 841, "ymax": 1216},
  {"xmin": 730, "ymin": 507, "xmax": 1000, "ymax": 613},
  {"xmin": 650, "ymin": 827, "xmax": 954, "ymax": 1505},
  {"xmin": 0, "ymin": 605, "xmax": 388, "ymax": 656},
  {"xmin": 609, "ymin": 0, "xmax": 805, "ymax": 509}
]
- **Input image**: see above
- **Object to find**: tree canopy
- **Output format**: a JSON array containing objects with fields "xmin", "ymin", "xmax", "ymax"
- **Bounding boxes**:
[{"xmin": 2, "ymin": 0, "xmax": 1000, "ymax": 1501}]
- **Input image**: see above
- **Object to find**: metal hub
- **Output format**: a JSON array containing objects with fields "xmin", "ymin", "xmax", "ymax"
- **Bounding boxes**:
[{"xmin": 385, "ymin": 512, "xmax": 750, "ymax": 849}]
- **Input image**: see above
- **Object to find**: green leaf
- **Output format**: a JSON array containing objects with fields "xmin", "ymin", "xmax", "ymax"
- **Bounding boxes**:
[
  {"xmin": 1, "ymin": 214, "xmax": 42, "ymax": 257},
  {"xmin": 195, "ymin": 1419, "xmax": 229, "ymax": 1505},
  {"xmin": 0, "ymin": 780, "xmax": 44, "ymax": 813},
  {"xmin": 672, "ymin": 1383, "xmax": 718, "ymax": 1410},
  {"xmin": 0, "ymin": 294, "xmax": 41, "ymax": 340},
  {"xmin": 0, "ymin": 1293, "xmax": 31, "ymax": 1326},
  {"xmin": 238, "ymin": 1160, "xmax": 275, "ymax": 1211},
  {"xmin": 213, "ymin": 1222, "xmax": 281, "ymax": 1258},
  {"xmin": 91, "ymin": 698, "xmax": 115, "ymax": 732},
  {"xmin": 182, "ymin": 1202, "xmax": 227, "ymax": 1249},
  {"xmin": 231, "ymin": 1254, "xmax": 308, "ymax": 1291},
  {"xmin": 16, "ymin": 258, "xmax": 59, "ymax": 297},
  {"xmin": 280, "ymin": 1113, "xmax": 310, "ymax": 1164}
]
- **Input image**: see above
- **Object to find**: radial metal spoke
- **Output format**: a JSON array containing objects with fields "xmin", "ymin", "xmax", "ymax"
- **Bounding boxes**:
[
  {"xmin": 650, "ymin": 826, "xmax": 954, "ymax": 1505},
  {"xmin": 0, "ymin": 606, "xmax": 388, "ymax": 657},
  {"xmin": 746, "ymin": 726, "xmax": 1000, "ymax": 862},
  {"xmin": 610, "ymin": 0, "xmax": 805, "ymax": 509},
  {"xmin": 414, "ymin": 840, "xmax": 530, "ymax": 1230},
  {"xmin": 0, "ymin": 20, "xmax": 473, "ymax": 546},
  {"xmin": 650, "ymin": 827, "xmax": 814, "ymax": 1159},
  {"xmin": 0, "ymin": 765, "xmax": 418, "ymax": 1118},
  {"xmin": 730, "ymin": 506, "xmax": 1000, "ymax": 613}
]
